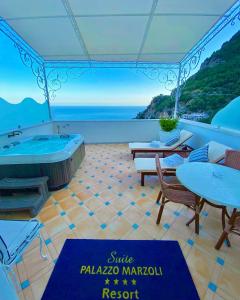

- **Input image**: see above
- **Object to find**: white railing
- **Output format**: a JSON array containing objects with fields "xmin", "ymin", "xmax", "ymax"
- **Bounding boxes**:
[
  {"xmin": 179, "ymin": 119, "xmax": 240, "ymax": 149},
  {"xmin": 1, "ymin": 119, "xmax": 240, "ymax": 150},
  {"xmin": 53, "ymin": 120, "xmax": 161, "ymax": 144},
  {"xmin": 53, "ymin": 119, "xmax": 240, "ymax": 149}
]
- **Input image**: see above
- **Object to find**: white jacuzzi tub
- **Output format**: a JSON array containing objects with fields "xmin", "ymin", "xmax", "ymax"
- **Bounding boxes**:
[{"xmin": 0, "ymin": 134, "xmax": 85, "ymax": 189}]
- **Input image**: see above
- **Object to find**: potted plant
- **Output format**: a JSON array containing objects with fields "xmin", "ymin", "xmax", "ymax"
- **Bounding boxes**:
[
  {"xmin": 159, "ymin": 118, "xmax": 179, "ymax": 142},
  {"xmin": 159, "ymin": 118, "xmax": 178, "ymax": 132}
]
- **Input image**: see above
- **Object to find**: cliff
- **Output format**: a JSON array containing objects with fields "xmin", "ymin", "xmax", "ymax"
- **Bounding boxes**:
[{"xmin": 136, "ymin": 31, "xmax": 240, "ymax": 122}]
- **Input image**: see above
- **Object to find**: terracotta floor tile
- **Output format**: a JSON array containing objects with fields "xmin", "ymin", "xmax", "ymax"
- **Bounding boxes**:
[
  {"xmin": 75, "ymin": 217, "xmax": 100, "ymax": 238},
  {"xmin": 95, "ymin": 206, "xmax": 116, "ymax": 224},
  {"xmin": 84, "ymin": 197, "xmax": 103, "ymax": 211},
  {"xmin": 123, "ymin": 205, "xmax": 144, "ymax": 224},
  {"xmin": 7, "ymin": 143, "xmax": 238, "ymax": 300},
  {"xmin": 58, "ymin": 196, "xmax": 78, "ymax": 210},
  {"xmin": 67, "ymin": 206, "xmax": 89, "ymax": 224},
  {"xmin": 52, "ymin": 189, "xmax": 72, "ymax": 201},
  {"xmin": 38, "ymin": 205, "xmax": 59, "ymax": 223},
  {"xmin": 44, "ymin": 216, "xmax": 68, "ymax": 237},
  {"xmin": 187, "ymin": 247, "xmax": 216, "ymax": 283},
  {"xmin": 217, "ymin": 264, "xmax": 240, "ymax": 299},
  {"xmin": 109, "ymin": 217, "xmax": 132, "ymax": 237}
]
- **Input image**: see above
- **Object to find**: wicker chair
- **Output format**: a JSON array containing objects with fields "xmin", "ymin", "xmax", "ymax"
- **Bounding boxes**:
[
  {"xmin": 215, "ymin": 150, "xmax": 240, "ymax": 250},
  {"xmin": 224, "ymin": 149, "xmax": 240, "ymax": 170},
  {"xmin": 155, "ymin": 155, "xmax": 201, "ymax": 234},
  {"xmin": 215, "ymin": 209, "xmax": 240, "ymax": 250}
]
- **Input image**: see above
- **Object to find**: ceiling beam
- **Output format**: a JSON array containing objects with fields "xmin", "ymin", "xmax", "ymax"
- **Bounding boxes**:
[
  {"xmin": 4, "ymin": 13, "xmax": 224, "ymax": 21},
  {"xmin": 136, "ymin": 0, "xmax": 158, "ymax": 63},
  {"xmin": 61, "ymin": 0, "xmax": 91, "ymax": 62}
]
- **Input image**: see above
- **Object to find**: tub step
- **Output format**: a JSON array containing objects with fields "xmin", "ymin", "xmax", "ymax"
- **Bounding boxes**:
[
  {"xmin": 0, "ymin": 177, "xmax": 49, "ymax": 189},
  {"xmin": 0, "ymin": 177, "xmax": 49, "ymax": 217},
  {"xmin": 0, "ymin": 193, "xmax": 45, "ymax": 217}
]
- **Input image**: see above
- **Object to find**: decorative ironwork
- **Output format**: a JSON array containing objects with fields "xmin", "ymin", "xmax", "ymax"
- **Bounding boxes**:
[
  {"xmin": 14, "ymin": 43, "xmax": 48, "ymax": 99},
  {"xmin": 180, "ymin": 1, "xmax": 240, "ymax": 85},
  {"xmin": 136, "ymin": 64, "xmax": 179, "ymax": 92},
  {"xmin": 46, "ymin": 67, "xmax": 89, "ymax": 100},
  {"xmin": 180, "ymin": 48, "xmax": 204, "ymax": 86},
  {"xmin": 0, "ymin": 0, "xmax": 239, "ymax": 111},
  {"xmin": 230, "ymin": 4, "xmax": 240, "ymax": 25},
  {"xmin": 173, "ymin": 1, "xmax": 240, "ymax": 116}
]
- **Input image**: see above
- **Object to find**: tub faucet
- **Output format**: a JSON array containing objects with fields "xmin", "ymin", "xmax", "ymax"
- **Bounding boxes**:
[{"xmin": 8, "ymin": 130, "xmax": 22, "ymax": 138}]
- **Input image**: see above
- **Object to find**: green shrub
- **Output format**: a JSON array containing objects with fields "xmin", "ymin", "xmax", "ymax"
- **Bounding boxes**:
[{"xmin": 159, "ymin": 118, "xmax": 178, "ymax": 132}]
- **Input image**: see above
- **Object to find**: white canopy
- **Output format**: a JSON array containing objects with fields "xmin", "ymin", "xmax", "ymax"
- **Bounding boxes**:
[{"xmin": 0, "ymin": 0, "xmax": 237, "ymax": 63}]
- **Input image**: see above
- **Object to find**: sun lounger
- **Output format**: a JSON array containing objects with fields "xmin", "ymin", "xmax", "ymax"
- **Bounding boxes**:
[
  {"xmin": 134, "ymin": 141, "xmax": 232, "ymax": 186},
  {"xmin": 129, "ymin": 130, "xmax": 193, "ymax": 159}
]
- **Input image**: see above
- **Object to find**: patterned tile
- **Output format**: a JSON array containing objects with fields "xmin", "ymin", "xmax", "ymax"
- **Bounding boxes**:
[
  {"xmin": 2, "ymin": 143, "xmax": 237, "ymax": 300},
  {"xmin": 21, "ymin": 280, "xmax": 30, "ymax": 290}
]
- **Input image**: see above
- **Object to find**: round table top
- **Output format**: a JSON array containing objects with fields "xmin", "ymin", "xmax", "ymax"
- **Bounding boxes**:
[{"xmin": 176, "ymin": 162, "xmax": 240, "ymax": 209}]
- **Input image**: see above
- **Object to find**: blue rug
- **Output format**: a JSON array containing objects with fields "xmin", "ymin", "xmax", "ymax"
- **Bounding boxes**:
[{"xmin": 42, "ymin": 239, "xmax": 199, "ymax": 300}]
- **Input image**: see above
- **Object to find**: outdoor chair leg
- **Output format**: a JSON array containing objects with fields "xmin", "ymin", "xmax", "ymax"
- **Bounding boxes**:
[
  {"xmin": 141, "ymin": 173, "xmax": 145, "ymax": 186},
  {"xmin": 215, "ymin": 229, "xmax": 230, "ymax": 250},
  {"xmin": 156, "ymin": 190, "xmax": 162, "ymax": 203},
  {"xmin": 215, "ymin": 208, "xmax": 237, "ymax": 250},
  {"xmin": 221, "ymin": 207, "xmax": 231, "ymax": 247},
  {"xmin": 195, "ymin": 210, "xmax": 199, "ymax": 235},
  {"xmin": 156, "ymin": 197, "xmax": 166, "ymax": 225},
  {"xmin": 186, "ymin": 199, "xmax": 204, "ymax": 227}
]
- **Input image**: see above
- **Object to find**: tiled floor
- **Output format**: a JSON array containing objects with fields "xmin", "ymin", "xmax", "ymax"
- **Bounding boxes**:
[{"xmin": 1, "ymin": 144, "xmax": 240, "ymax": 300}]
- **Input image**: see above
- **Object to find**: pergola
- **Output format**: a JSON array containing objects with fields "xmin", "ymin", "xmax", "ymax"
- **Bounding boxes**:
[{"xmin": 0, "ymin": 0, "xmax": 239, "ymax": 116}]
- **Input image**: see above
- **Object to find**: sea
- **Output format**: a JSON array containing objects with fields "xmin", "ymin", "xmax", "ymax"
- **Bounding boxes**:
[{"xmin": 51, "ymin": 106, "xmax": 146, "ymax": 121}]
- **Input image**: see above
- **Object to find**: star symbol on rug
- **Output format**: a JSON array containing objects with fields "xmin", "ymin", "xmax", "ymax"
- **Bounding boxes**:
[
  {"xmin": 131, "ymin": 279, "xmax": 137, "ymax": 286},
  {"xmin": 114, "ymin": 279, "xmax": 119, "ymax": 285},
  {"xmin": 123, "ymin": 279, "xmax": 128, "ymax": 286},
  {"xmin": 105, "ymin": 278, "xmax": 110, "ymax": 285}
]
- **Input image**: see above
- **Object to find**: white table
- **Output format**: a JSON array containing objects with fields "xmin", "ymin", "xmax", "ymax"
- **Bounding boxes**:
[{"xmin": 176, "ymin": 162, "xmax": 240, "ymax": 209}]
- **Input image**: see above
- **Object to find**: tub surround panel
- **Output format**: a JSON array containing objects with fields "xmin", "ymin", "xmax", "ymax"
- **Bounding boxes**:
[{"xmin": 0, "ymin": 134, "xmax": 85, "ymax": 190}]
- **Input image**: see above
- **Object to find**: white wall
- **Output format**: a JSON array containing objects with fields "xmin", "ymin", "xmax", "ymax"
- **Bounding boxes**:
[
  {"xmin": 52, "ymin": 119, "xmax": 240, "ymax": 149},
  {"xmin": 53, "ymin": 120, "xmax": 161, "ymax": 144},
  {"xmin": 179, "ymin": 119, "xmax": 240, "ymax": 149},
  {"xmin": 1, "ymin": 119, "xmax": 239, "ymax": 150}
]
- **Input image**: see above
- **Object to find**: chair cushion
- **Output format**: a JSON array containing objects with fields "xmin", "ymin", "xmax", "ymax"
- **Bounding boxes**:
[
  {"xmin": 164, "ymin": 131, "xmax": 180, "ymax": 146},
  {"xmin": 163, "ymin": 154, "xmax": 184, "ymax": 167},
  {"xmin": 150, "ymin": 141, "xmax": 161, "ymax": 147},
  {"xmin": 0, "ymin": 219, "xmax": 40, "ymax": 265},
  {"xmin": 188, "ymin": 145, "xmax": 209, "ymax": 162}
]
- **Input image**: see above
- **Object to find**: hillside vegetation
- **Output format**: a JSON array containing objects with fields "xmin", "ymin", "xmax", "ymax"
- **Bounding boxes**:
[{"xmin": 137, "ymin": 31, "xmax": 240, "ymax": 122}]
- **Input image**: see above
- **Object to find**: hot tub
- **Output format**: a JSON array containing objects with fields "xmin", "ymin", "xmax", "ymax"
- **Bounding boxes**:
[{"xmin": 0, "ymin": 134, "xmax": 85, "ymax": 190}]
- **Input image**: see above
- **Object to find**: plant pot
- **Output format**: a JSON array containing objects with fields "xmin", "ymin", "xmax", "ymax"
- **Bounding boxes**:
[{"xmin": 159, "ymin": 129, "xmax": 178, "ymax": 142}]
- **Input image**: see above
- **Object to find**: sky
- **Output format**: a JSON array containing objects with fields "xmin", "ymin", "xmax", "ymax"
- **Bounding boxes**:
[{"xmin": 0, "ymin": 18, "xmax": 239, "ymax": 106}]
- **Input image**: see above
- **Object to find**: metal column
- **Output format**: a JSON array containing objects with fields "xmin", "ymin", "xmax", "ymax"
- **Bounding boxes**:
[{"xmin": 173, "ymin": 63, "xmax": 182, "ymax": 118}]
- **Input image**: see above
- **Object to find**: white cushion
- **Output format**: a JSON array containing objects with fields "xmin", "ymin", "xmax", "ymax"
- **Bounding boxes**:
[
  {"xmin": 129, "ymin": 129, "xmax": 193, "ymax": 150},
  {"xmin": 134, "ymin": 156, "xmax": 188, "ymax": 172},
  {"xmin": 207, "ymin": 141, "xmax": 232, "ymax": 162},
  {"xmin": 134, "ymin": 140, "xmax": 232, "ymax": 173}
]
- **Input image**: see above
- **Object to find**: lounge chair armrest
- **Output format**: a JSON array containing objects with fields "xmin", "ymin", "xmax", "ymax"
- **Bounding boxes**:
[{"xmin": 162, "ymin": 169, "xmax": 176, "ymax": 176}]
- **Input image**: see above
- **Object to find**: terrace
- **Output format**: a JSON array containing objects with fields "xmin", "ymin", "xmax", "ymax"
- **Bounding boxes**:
[{"xmin": 0, "ymin": 1, "xmax": 240, "ymax": 300}]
